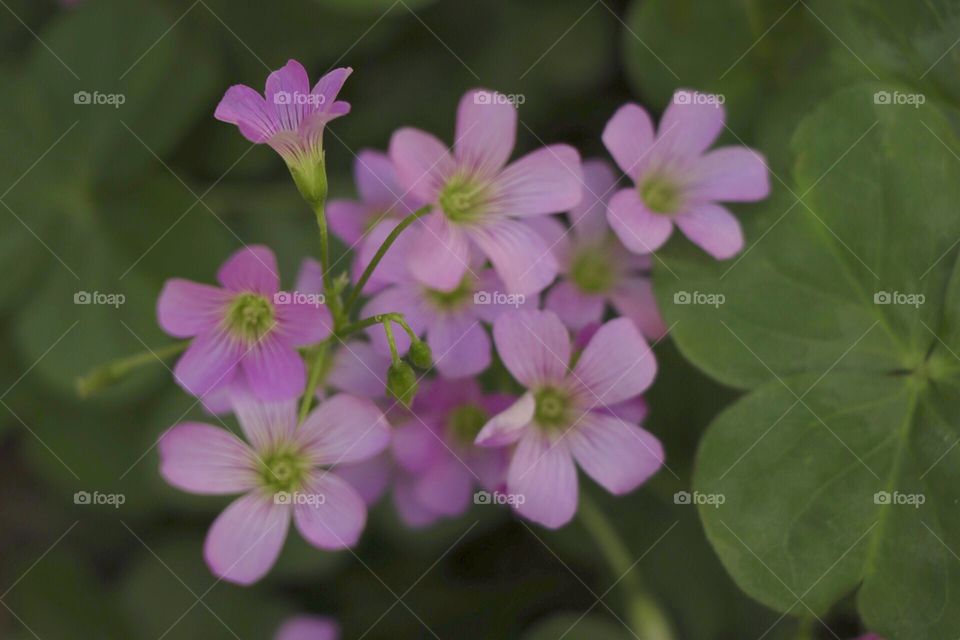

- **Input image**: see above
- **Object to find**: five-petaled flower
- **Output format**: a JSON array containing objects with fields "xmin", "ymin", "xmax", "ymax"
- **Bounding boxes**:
[
  {"xmin": 389, "ymin": 88, "xmax": 583, "ymax": 296},
  {"xmin": 157, "ymin": 245, "xmax": 332, "ymax": 402},
  {"xmin": 159, "ymin": 385, "xmax": 389, "ymax": 585},
  {"xmin": 602, "ymin": 89, "xmax": 770, "ymax": 260},
  {"xmin": 475, "ymin": 310, "xmax": 663, "ymax": 528}
]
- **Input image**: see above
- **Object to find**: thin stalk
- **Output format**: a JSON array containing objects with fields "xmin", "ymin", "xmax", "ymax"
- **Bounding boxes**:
[{"xmin": 76, "ymin": 342, "xmax": 188, "ymax": 397}]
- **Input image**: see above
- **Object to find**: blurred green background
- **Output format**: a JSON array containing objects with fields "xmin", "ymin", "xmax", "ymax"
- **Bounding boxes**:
[{"xmin": 0, "ymin": 0, "xmax": 927, "ymax": 637}]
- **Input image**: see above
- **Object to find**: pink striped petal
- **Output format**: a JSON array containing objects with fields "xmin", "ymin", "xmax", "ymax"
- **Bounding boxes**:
[
  {"xmin": 567, "ymin": 411, "xmax": 663, "ymax": 494},
  {"xmin": 389, "ymin": 127, "xmax": 455, "ymax": 201},
  {"xmin": 173, "ymin": 330, "xmax": 243, "ymax": 398},
  {"xmin": 275, "ymin": 295, "xmax": 333, "ymax": 346},
  {"xmin": 455, "ymin": 89, "xmax": 517, "ymax": 177},
  {"xmin": 476, "ymin": 392, "xmax": 535, "ymax": 447},
  {"xmin": 602, "ymin": 103, "xmax": 656, "ymax": 180},
  {"xmin": 393, "ymin": 421, "xmax": 442, "ymax": 473},
  {"xmin": 327, "ymin": 341, "xmax": 392, "ymax": 399},
  {"xmin": 158, "ymin": 423, "xmax": 256, "ymax": 494},
  {"xmin": 572, "ymin": 318, "xmax": 656, "ymax": 406},
  {"xmin": 335, "ymin": 453, "xmax": 391, "ymax": 505},
  {"xmin": 609, "ymin": 277, "xmax": 668, "ymax": 341},
  {"xmin": 571, "ymin": 159, "xmax": 617, "ymax": 242},
  {"xmin": 507, "ymin": 430, "xmax": 577, "ymax": 529},
  {"xmin": 265, "ymin": 60, "xmax": 312, "ymax": 132},
  {"xmin": 658, "ymin": 89, "xmax": 725, "ymax": 160},
  {"xmin": 157, "ymin": 279, "xmax": 230, "ymax": 338},
  {"xmin": 241, "ymin": 337, "xmax": 306, "ymax": 402},
  {"xmin": 674, "ymin": 202, "xmax": 744, "ymax": 260},
  {"xmin": 415, "ymin": 455, "xmax": 473, "ymax": 516},
  {"xmin": 298, "ymin": 394, "xmax": 390, "ymax": 466},
  {"xmin": 394, "ymin": 477, "xmax": 441, "ymax": 528},
  {"xmin": 492, "ymin": 310, "xmax": 570, "ymax": 388},
  {"xmin": 687, "ymin": 147, "xmax": 770, "ymax": 203},
  {"xmin": 204, "ymin": 492, "xmax": 290, "ymax": 585},
  {"xmin": 311, "ymin": 67, "xmax": 352, "ymax": 110},
  {"xmin": 214, "ymin": 85, "xmax": 274, "ymax": 143},
  {"xmin": 355, "ymin": 149, "xmax": 404, "ymax": 207},
  {"xmin": 293, "ymin": 472, "xmax": 367, "ymax": 549},
  {"xmin": 493, "ymin": 145, "xmax": 582, "ymax": 216},
  {"xmin": 469, "ymin": 218, "xmax": 557, "ymax": 296},
  {"xmin": 407, "ymin": 213, "xmax": 472, "ymax": 292},
  {"xmin": 217, "ymin": 245, "xmax": 280, "ymax": 294},
  {"xmin": 326, "ymin": 200, "xmax": 369, "ymax": 246},
  {"xmin": 545, "ymin": 281, "xmax": 605, "ymax": 331},
  {"xmin": 229, "ymin": 386, "xmax": 297, "ymax": 451},
  {"xmin": 607, "ymin": 189, "xmax": 673, "ymax": 255},
  {"xmin": 430, "ymin": 312, "xmax": 491, "ymax": 379}
]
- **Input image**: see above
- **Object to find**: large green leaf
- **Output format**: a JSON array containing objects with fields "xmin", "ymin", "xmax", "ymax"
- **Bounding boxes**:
[{"xmin": 656, "ymin": 84, "xmax": 960, "ymax": 638}]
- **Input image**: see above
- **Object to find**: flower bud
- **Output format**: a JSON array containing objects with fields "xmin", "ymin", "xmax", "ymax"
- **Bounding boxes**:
[
  {"xmin": 386, "ymin": 361, "xmax": 418, "ymax": 407},
  {"xmin": 408, "ymin": 340, "xmax": 433, "ymax": 370}
]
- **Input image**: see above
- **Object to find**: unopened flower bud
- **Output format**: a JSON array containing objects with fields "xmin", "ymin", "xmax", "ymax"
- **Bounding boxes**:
[
  {"xmin": 386, "ymin": 361, "xmax": 418, "ymax": 407},
  {"xmin": 408, "ymin": 340, "xmax": 433, "ymax": 370}
]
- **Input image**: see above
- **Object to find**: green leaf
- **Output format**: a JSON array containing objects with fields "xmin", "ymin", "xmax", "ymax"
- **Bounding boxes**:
[{"xmin": 657, "ymin": 84, "xmax": 960, "ymax": 637}]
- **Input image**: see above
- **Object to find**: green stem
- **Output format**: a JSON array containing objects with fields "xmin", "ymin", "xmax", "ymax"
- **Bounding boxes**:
[
  {"xmin": 382, "ymin": 321, "xmax": 400, "ymax": 364},
  {"xmin": 310, "ymin": 197, "xmax": 343, "ymax": 325},
  {"xmin": 298, "ymin": 341, "xmax": 330, "ymax": 423},
  {"xmin": 578, "ymin": 494, "xmax": 676, "ymax": 640},
  {"xmin": 342, "ymin": 205, "xmax": 431, "ymax": 316},
  {"xmin": 76, "ymin": 341, "xmax": 188, "ymax": 397}
]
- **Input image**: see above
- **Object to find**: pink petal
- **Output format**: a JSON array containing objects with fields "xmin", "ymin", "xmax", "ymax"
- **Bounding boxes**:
[
  {"xmin": 455, "ymin": 88, "xmax": 517, "ymax": 177},
  {"xmin": 362, "ymin": 283, "xmax": 430, "ymax": 355},
  {"xmin": 275, "ymin": 615, "xmax": 340, "ymax": 640},
  {"xmin": 687, "ymin": 146, "xmax": 770, "ymax": 203},
  {"xmin": 602, "ymin": 103, "xmax": 656, "ymax": 180},
  {"xmin": 609, "ymin": 277, "xmax": 668, "ymax": 341},
  {"xmin": 241, "ymin": 337, "xmax": 306, "ymax": 402},
  {"xmin": 572, "ymin": 318, "xmax": 656, "ymax": 406},
  {"xmin": 567, "ymin": 411, "xmax": 663, "ymax": 494},
  {"xmin": 571, "ymin": 159, "xmax": 617, "ymax": 242},
  {"xmin": 335, "ymin": 453, "xmax": 391, "ymax": 505},
  {"xmin": 298, "ymin": 394, "xmax": 390, "ymax": 465},
  {"xmin": 389, "ymin": 127, "xmax": 455, "ymax": 201},
  {"xmin": 493, "ymin": 145, "xmax": 582, "ymax": 216},
  {"xmin": 217, "ymin": 245, "xmax": 280, "ymax": 294},
  {"xmin": 415, "ymin": 455, "xmax": 473, "ymax": 516},
  {"xmin": 355, "ymin": 149, "xmax": 405, "ymax": 207},
  {"xmin": 507, "ymin": 430, "xmax": 577, "ymax": 529},
  {"xmin": 471, "ymin": 270, "xmax": 539, "ymax": 324},
  {"xmin": 274, "ymin": 294, "xmax": 333, "ymax": 346},
  {"xmin": 327, "ymin": 341, "xmax": 392, "ymax": 399},
  {"xmin": 265, "ymin": 60, "xmax": 312, "ymax": 133},
  {"xmin": 157, "ymin": 279, "xmax": 229, "ymax": 338},
  {"xmin": 355, "ymin": 217, "xmax": 418, "ymax": 289},
  {"xmin": 492, "ymin": 310, "xmax": 570, "ymax": 388},
  {"xmin": 475, "ymin": 392, "xmax": 535, "ymax": 447},
  {"xmin": 407, "ymin": 212, "xmax": 472, "ymax": 292},
  {"xmin": 603, "ymin": 396, "xmax": 650, "ymax": 424},
  {"xmin": 311, "ymin": 67, "xmax": 352, "ymax": 110},
  {"xmin": 394, "ymin": 476, "xmax": 442, "ymax": 528},
  {"xmin": 545, "ymin": 281, "xmax": 605, "ymax": 332},
  {"xmin": 429, "ymin": 312, "xmax": 491, "ymax": 378},
  {"xmin": 158, "ymin": 423, "xmax": 256, "ymax": 494},
  {"xmin": 173, "ymin": 330, "xmax": 243, "ymax": 398},
  {"xmin": 658, "ymin": 89, "xmax": 725, "ymax": 160},
  {"xmin": 294, "ymin": 258, "xmax": 324, "ymax": 295},
  {"xmin": 204, "ymin": 492, "xmax": 290, "ymax": 585},
  {"xmin": 392, "ymin": 421, "xmax": 442, "ymax": 473},
  {"xmin": 469, "ymin": 218, "xmax": 557, "ymax": 296},
  {"xmin": 525, "ymin": 214, "xmax": 572, "ymax": 269},
  {"xmin": 293, "ymin": 472, "xmax": 367, "ymax": 549},
  {"xmin": 228, "ymin": 386, "xmax": 297, "ymax": 451},
  {"xmin": 607, "ymin": 189, "xmax": 673, "ymax": 255},
  {"xmin": 674, "ymin": 202, "xmax": 744, "ymax": 260},
  {"xmin": 214, "ymin": 85, "xmax": 275, "ymax": 143},
  {"xmin": 326, "ymin": 200, "xmax": 369, "ymax": 246}
]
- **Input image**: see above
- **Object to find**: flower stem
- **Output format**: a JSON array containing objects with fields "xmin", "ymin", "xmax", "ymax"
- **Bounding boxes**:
[
  {"xmin": 76, "ymin": 341, "xmax": 188, "ymax": 397},
  {"xmin": 342, "ymin": 205, "xmax": 431, "ymax": 317},
  {"xmin": 577, "ymin": 494, "xmax": 676, "ymax": 640},
  {"xmin": 298, "ymin": 341, "xmax": 330, "ymax": 423}
]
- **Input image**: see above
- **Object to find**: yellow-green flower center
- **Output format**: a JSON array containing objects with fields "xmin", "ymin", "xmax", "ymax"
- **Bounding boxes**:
[
  {"xmin": 570, "ymin": 248, "xmax": 616, "ymax": 294},
  {"xmin": 259, "ymin": 448, "xmax": 309, "ymax": 494},
  {"xmin": 534, "ymin": 388, "xmax": 571, "ymax": 429},
  {"xmin": 640, "ymin": 175, "xmax": 682, "ymax": 214},
  {"xmin": 226, "ymin": 293, "xmax": 276, "ymax": 342},
  {"xmin": 448, "ymin": 403, "xmax": 490, "ymax": 445},
  {"xmin": 439, "ymin": 176, "xmax": 488, "ymax": 223},
  {"xmin": 425, "ymin": 275, "xmax": 475, "ymax": 311}
]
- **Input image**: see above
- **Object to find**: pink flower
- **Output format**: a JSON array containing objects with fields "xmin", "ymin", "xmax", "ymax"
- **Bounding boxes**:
[
  {"xmin": 215, "ymin": 60, "xmax": 351, "ymax": 170},
  {"xmin": 476, "ymin": 310, "xmax": 663, "ymax": 528},
  {"xmin": 275, "ymin": 615, "xmax": 339, "ymax": 640},
  {"xmin": 157, "ymin": 246, "xmax": 333, "ymax": 402},
  {"xmin": 602, "ymin": 90, "xmax": 770, "ymax": 260},
  {"xmin": 389, "ymin": 89, "xmax": 583, "ymax": 296},
  {"xmin": 534, "ymin": 159, "xmax": 666, "ymax": 339},
  {"xmin": 158, "ymin": 386, "xmax": 389, "ymax": 585},
  {"xmin": 358, "ymin": 219, "xmax": 536, "ymax": 378}
]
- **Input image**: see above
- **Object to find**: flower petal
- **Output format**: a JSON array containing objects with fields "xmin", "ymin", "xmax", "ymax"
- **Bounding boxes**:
[
  {"xmin": 545, "ymin": 280, "xmax": 605, "ymax": 331},
  {"xmin": 158, "ymin": 423, "xmax": 256, "ymax": 494},
  {"xmin": 173, "ymin": 330, "xmax": 243, "ymax": 398},
  {"xmin": 355, "ymin": 149, "xmax": 405, "ymax": 208},
  {"xmin": 394, "ymin": 477, "xmax": 441, "ymax": 528},
  {"xmin": 455, "ymin": 88, "xmax": 517, "ymax": 177},
  {"xmin": 674, "ymin": 202, "xmax": 744, "ymax": 260},
  {"xmin": 214, "ymin": 85, "xmax": 275, "ymax": 143},
  {"xmin": 265, "ymin": 59, "xmax": 312, "ymax": 132},
  {"xmin": 298, "ymin": 394, "xmax": 390, "ymax": 466},
  {"xmin": 415, "ymin": 455, "xmax": 474, "ymax": 516},
  {"xmin": 430, "ymin": 312, "xmax": 491, "ymax": 378},
  {"xmin": 276, "ymin": 615, "xmax": 340, "ymax": 640},
  {"xmin": 274, "ymin": 294, "xmax": 333, "ymax": 346},
  {"xmin": 326, "ymin": 200, "xmax": 369, "ymax": 246},
  {"xmin": 507, "ymin": 430, "xmax": 577, "ymax": 529},
  {"xmin": 362, "ymin": 283, "xmax": 430, "ymax": 355},
  {"xmin": 602, "ymin": 103, "xmax": 656, "ymax": 179},
  {"xmin": 228, "ymin": 385, "xmax": 297, "ymax": 451},
  {"xmin": 311, "ymin": 67, "xmax": 352, "ymax": 110},
  {"xmin": 407, "ymin": 212, "xmax": 472, "ymax": 292},
  {"xmin": 204, "ymin": 492, "xmax": 290, "ymax": 585},
  {"xmin": 475, "ymin": 392, "xmax": 535, "ymax": 447},
  {"xmin": 327, "ymin": 341, "xmax": 392, "ymax": 399},
  {"xmin": 571, "ymin": 159, "xmax": 617, "ymax": 242},
  {"xmin": 567, "ymin": 411, "xmax": 663, "ymax": 494},
  {"xmin": 658, "ymin": 89, "xmax": 725, "ymax": 159},
  {"xmin": 469, "ymin": 218, "xmax": 557, "ymax": 296},
  {"xmin": 607, "ymin": 189, "xmax": 673, "ymax": 255},
  {"xmin": 572, "ymin": 318, "xmax": 656, "ymax": 406},
  {"xmin": 389, "ymin": 127, "xmax": 455, "ymax": 201},
  {"xmin": 393, "ymin": 420, "xmax": 442, "ymax": 473},
  {"xmin": 492, "ymin": 310, "xmax": 570, "ymax": 388},
  {"xmin": 609, "ymin": 276, "xmax": 668, "ymax": 341},
  {"xmin": 493, "ymin": 145, "xmax": 582, "ymax": 216},
  {"xmin": 241, "ymin": 337, "xmax": 306, "ymax": 402},
  {"xmin": 293, "ymin": 472, "xmax": 367, "ymax": 549},
  {"xmin": 335, "ymin": 453, "xmax": 391, "ymax": 505},
  {"xmin": 217, "ymin": 245, "xmax": 280, "ymax": 294},
  {"xmin": 157, "ymin": 279, "xmax": 230, "ymax": 338},
  {"xmin": 687, "ymin": 147, "xmax": 770, "ymax": 203}
]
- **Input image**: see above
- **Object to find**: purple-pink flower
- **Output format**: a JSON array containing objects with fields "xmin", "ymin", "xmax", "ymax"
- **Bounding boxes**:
[
  {"xmin": 389, "ymin": 89, "xmax": 583, "ymax": 296},
  {"xmin": 157, "ymin": 246, "xmax": 333, "ymax": 401},
  {"xmin": 602, "ymin": 90, "xmax": 770, "ymax": 260},
  {"xmin": 275, "ymin": 615, "xmax": 339, "ymax": 640},
  {"xmin": 535, "ymin": 158, "xmax": 666, "ymax": 338},
  {"xmin": 475, "ymin": 310, "xmax": 663, "ymax": 528},
  {"xmin": 215, "ymin": 60, "xmax": 351, "ymax": 170},
  {"xmin": 158, "ymin": 386, "xmax": 389, "ymax": 585}
]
